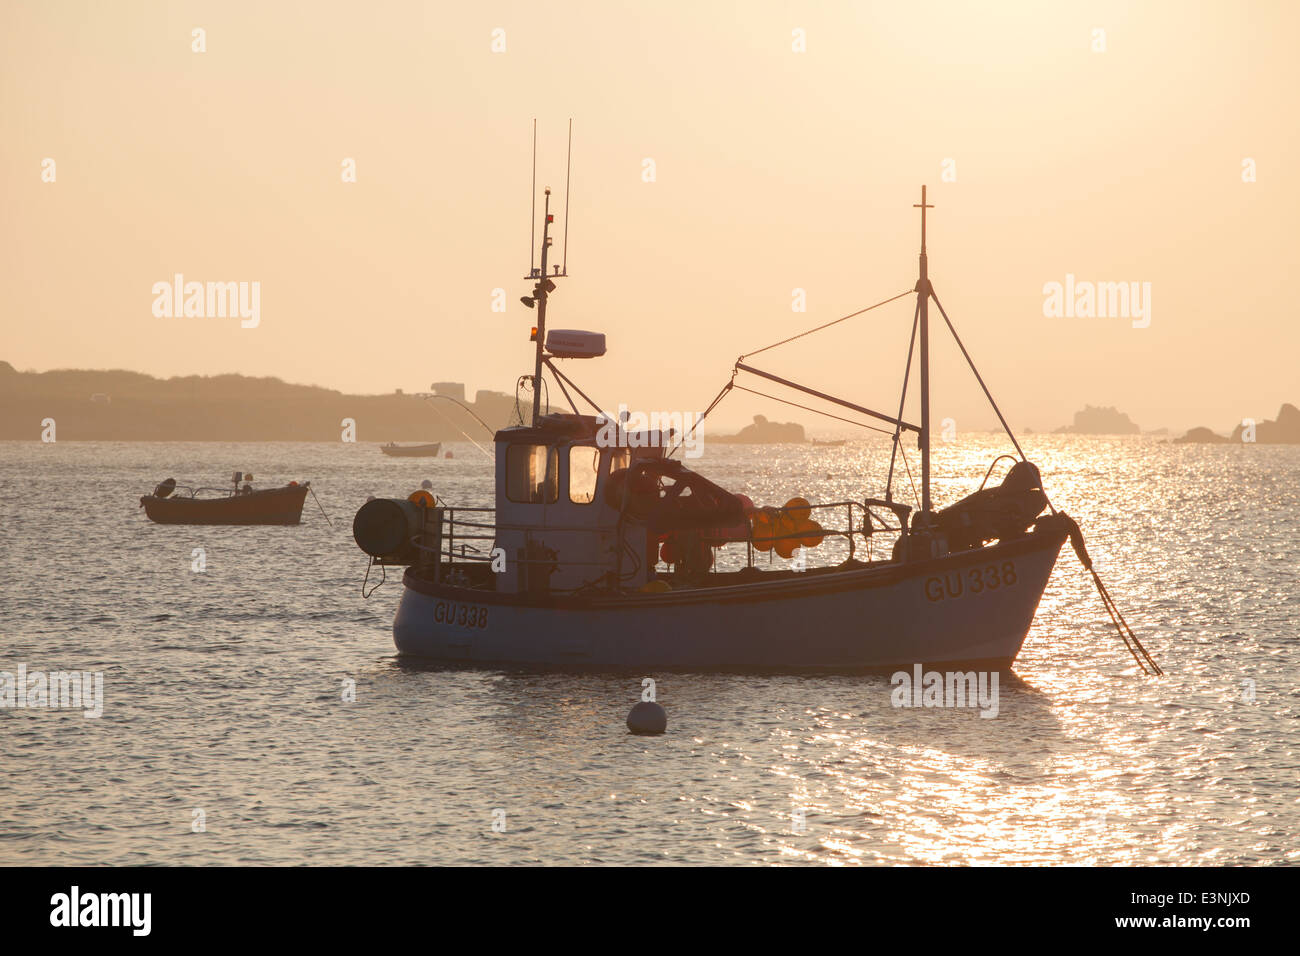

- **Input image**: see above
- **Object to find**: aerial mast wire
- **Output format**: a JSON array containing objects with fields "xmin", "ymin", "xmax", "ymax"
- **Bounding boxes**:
[
  {"xmin": 522, "ymin": 122, "xmax": 576, "ymax": 426},
  {"xmin": 529, "ymin": 119, "xmax": 537, "ymax": 274},
  {"xmin": 562, "ymin": 118, "xmax": 572, "ymax": 275}
]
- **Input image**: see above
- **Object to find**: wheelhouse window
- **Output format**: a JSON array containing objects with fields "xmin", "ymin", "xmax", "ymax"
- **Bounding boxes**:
[
  {"xmin": 506, "ymin": 444, "xmax": 558, "ymax": 503},
  {"xmin": 569, "ymin": 445, "xmax": 601, "ymax": 504}
]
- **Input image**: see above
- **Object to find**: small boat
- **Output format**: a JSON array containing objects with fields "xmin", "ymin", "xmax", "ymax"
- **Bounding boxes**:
[
  {"xmin": 810, "ymin": 438, "xmax": 847, "ymax": 447},
  {"xmin": 380, "ymin": 442, "xmax": 443, "ymax": 458},
  {"xmin": 350, "ymin": 181, "xmax": 1160, "ymax": 675},
  {"xmin": 140, "ymin": 473, "xmax": 309, "ymax": 525}
]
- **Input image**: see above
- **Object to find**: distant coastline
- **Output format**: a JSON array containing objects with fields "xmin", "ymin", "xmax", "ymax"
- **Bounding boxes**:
[
  {"xmin": 6, "ymin": 361, "xmax": 1295, "ymax": 446},
  {"xmin": 0, "ymin": 361, "xmax": 525, "ymax": 442}
]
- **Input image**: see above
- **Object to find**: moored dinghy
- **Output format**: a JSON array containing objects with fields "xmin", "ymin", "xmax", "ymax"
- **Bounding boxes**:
[
  {"xmin": 140, "ymin": 471, "xmax": 310, "ymax": 525},
  {"xmin": 380, "ymin": 442, "xmax": 443, "ymax": 458}
]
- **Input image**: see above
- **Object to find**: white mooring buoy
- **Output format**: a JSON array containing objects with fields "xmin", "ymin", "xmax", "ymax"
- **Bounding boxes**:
[{"xmin": 627, "ymin": 701, "xmax": 667, "ymax": 735}]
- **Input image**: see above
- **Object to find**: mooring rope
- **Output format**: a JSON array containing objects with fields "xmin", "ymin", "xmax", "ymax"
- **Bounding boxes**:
[
  {"xmin": 307, "ymin": 484, "xmax": 333, "ymax": 527},
  {"xmin": 1061, "ymin": 514, "xmax": 1163, "ymax": 676},
  {"xmin": 361, "ymin": 559, "xmax": 386, "ymax": 598}
]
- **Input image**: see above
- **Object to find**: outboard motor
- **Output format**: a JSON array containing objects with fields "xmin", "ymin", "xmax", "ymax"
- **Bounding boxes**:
[
  {"xmin": 353, "ymin": 497, "xmax": 428, "ymax": 564},
  {"xmin": 153, "ymin": 477, "xmax": 176, "ymax": 499},
  {"xmin": 934, "ymin": 460, "xmax": 1049, "ymax": 551}
]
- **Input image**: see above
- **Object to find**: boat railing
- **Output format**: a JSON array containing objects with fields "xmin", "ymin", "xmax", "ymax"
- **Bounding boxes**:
[
  {"xmin": 409, "ymin": 507, "xmax": 644, "ymax": 580},
  {"xmin": 406, "ymin": 497, "xmax": 911, "ymax": 582},
  {"xmin": 158, "ymin": 483, "xmax": 288, "ymax": 499},
  {"xmin": 169, "ymin": 485, "xmax": 233, "ymax": 499},
  {"xmin": 183, "ymin": 485, "xmax": 288, "ymax": 499},
  {"xmin": 740, "ymin": 500, "xmax": 908, "ymax": 567}
]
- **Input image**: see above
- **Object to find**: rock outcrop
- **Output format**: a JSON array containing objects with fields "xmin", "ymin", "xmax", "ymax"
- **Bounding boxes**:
[
  {"xmin": 714, "ymin": 414, "xmax": 806, "ymax": 444},
  {"xmin": 1173, "ymin": 426, "xmax": 1229, "ymax": 444},
  {"xmin": 1174, "ymin": 404, "xmax": 1300, "ymax": 444},
  {"xmin": 1054, "ymin": 405, "xmax": 1140, "ymax": 435}
]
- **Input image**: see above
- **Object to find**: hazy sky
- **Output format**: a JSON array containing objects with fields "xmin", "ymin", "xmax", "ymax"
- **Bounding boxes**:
[{"xmin": 3, "ymin": 1, "xmax": 1296, "ymax": 434}]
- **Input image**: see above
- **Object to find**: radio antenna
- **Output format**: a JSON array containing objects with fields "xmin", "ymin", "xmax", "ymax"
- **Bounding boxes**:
[
  {"xmin": 562, "ymin": 118, "xmax": 572, "ymax": 275},
  {"xmin": 529, "ymin": 118, "xmax": 538, "ymax": 275}
]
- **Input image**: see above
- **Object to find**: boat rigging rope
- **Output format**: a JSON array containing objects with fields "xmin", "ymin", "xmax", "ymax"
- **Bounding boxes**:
[
  {"xmin": 928, "ymin": 290, "xmax": 1026, "ymax": 463},
  {"xmin": 731, "ymin": 384, "xmax": 897, "ymax": 437},
  {"xmin": 1060, "ymin": 514, "xmax": 1163, "ymax": 676},
  {"xmin": 715, "ymin": 281, "xmax": 926, "ymax": 515},
  {"xmin": 738, "ymin": 289, "xmax": 916, "ymax": 361},
  {"xmin": 426, "ymin": 394, "xmax": 496, "ymax": 435},
  {"xmin": 667, "ymin": 378, "xmax": 735, "ymax": 458},
  {"xmin": 896, "ymin": 438, "xmax": 921, "ymax": 513},
  {"xmin": 925, "ymin": 290, "xmax": 1063, "ymax": 517},
  {"xmin": 423, "ymin": 396, "xmax": 493, "ymax": 459},
  {"xmin": 549, "ymin": 368, "xmax": 581, "ymax": 415},
  {"xmin": 886, "ymin": 295, "xmax": 922, "ymax": 503},
  {"xmin": 671, "ymin": 376, "xmax": 924, "ymax": 514},
  {"xmin": 544, "ymin": 358, "xmax": 607, "ymax": 418}
]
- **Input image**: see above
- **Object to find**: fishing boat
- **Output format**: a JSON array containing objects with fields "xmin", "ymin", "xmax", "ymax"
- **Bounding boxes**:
[
  {"xmin": 140, "ymin": 473, "xmax": 310, "ymax": 525},
  {"xmin": 351, "ymin": 182, "xmax": 1160, "ymax": 674},
  {"xmin": 380, "ymin": 442, "xmax": 443, "ymax": 458},
  {"xmin": 811, "ymin": 438, "xmax": 847, "ymax": 447}
]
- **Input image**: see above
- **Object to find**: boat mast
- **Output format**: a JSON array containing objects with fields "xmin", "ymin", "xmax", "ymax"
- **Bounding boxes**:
[
  {"xmin": 914, "ymin": 185, "xmax": 934, "ymax": 516},
  {"xmin": 529, "ymin": 189, "xmax": 555, "ymax": 427},
  {"xmin": 520, "ymin": 122, "xmax": 576, "ymax": 428}
]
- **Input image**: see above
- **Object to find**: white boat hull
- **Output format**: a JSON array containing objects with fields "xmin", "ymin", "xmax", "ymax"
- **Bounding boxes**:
[{"xmin": 390, "ymin": 524, "xmax": 1068, "ymax": 671}]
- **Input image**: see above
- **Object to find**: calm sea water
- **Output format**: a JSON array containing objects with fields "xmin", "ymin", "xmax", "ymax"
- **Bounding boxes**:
[{"xmin": 1, "ymin": 437, "xmax": 1296, "ymax": 865}]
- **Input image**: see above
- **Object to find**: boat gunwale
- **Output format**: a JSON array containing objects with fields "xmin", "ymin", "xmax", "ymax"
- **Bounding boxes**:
[
  {"xmin": 400, "ymin": 520, "xmax": 1069, "ymax": 611},
  {"xmin": 140, "ymin": 484, "xmax": 309, "ymax": 502}
]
